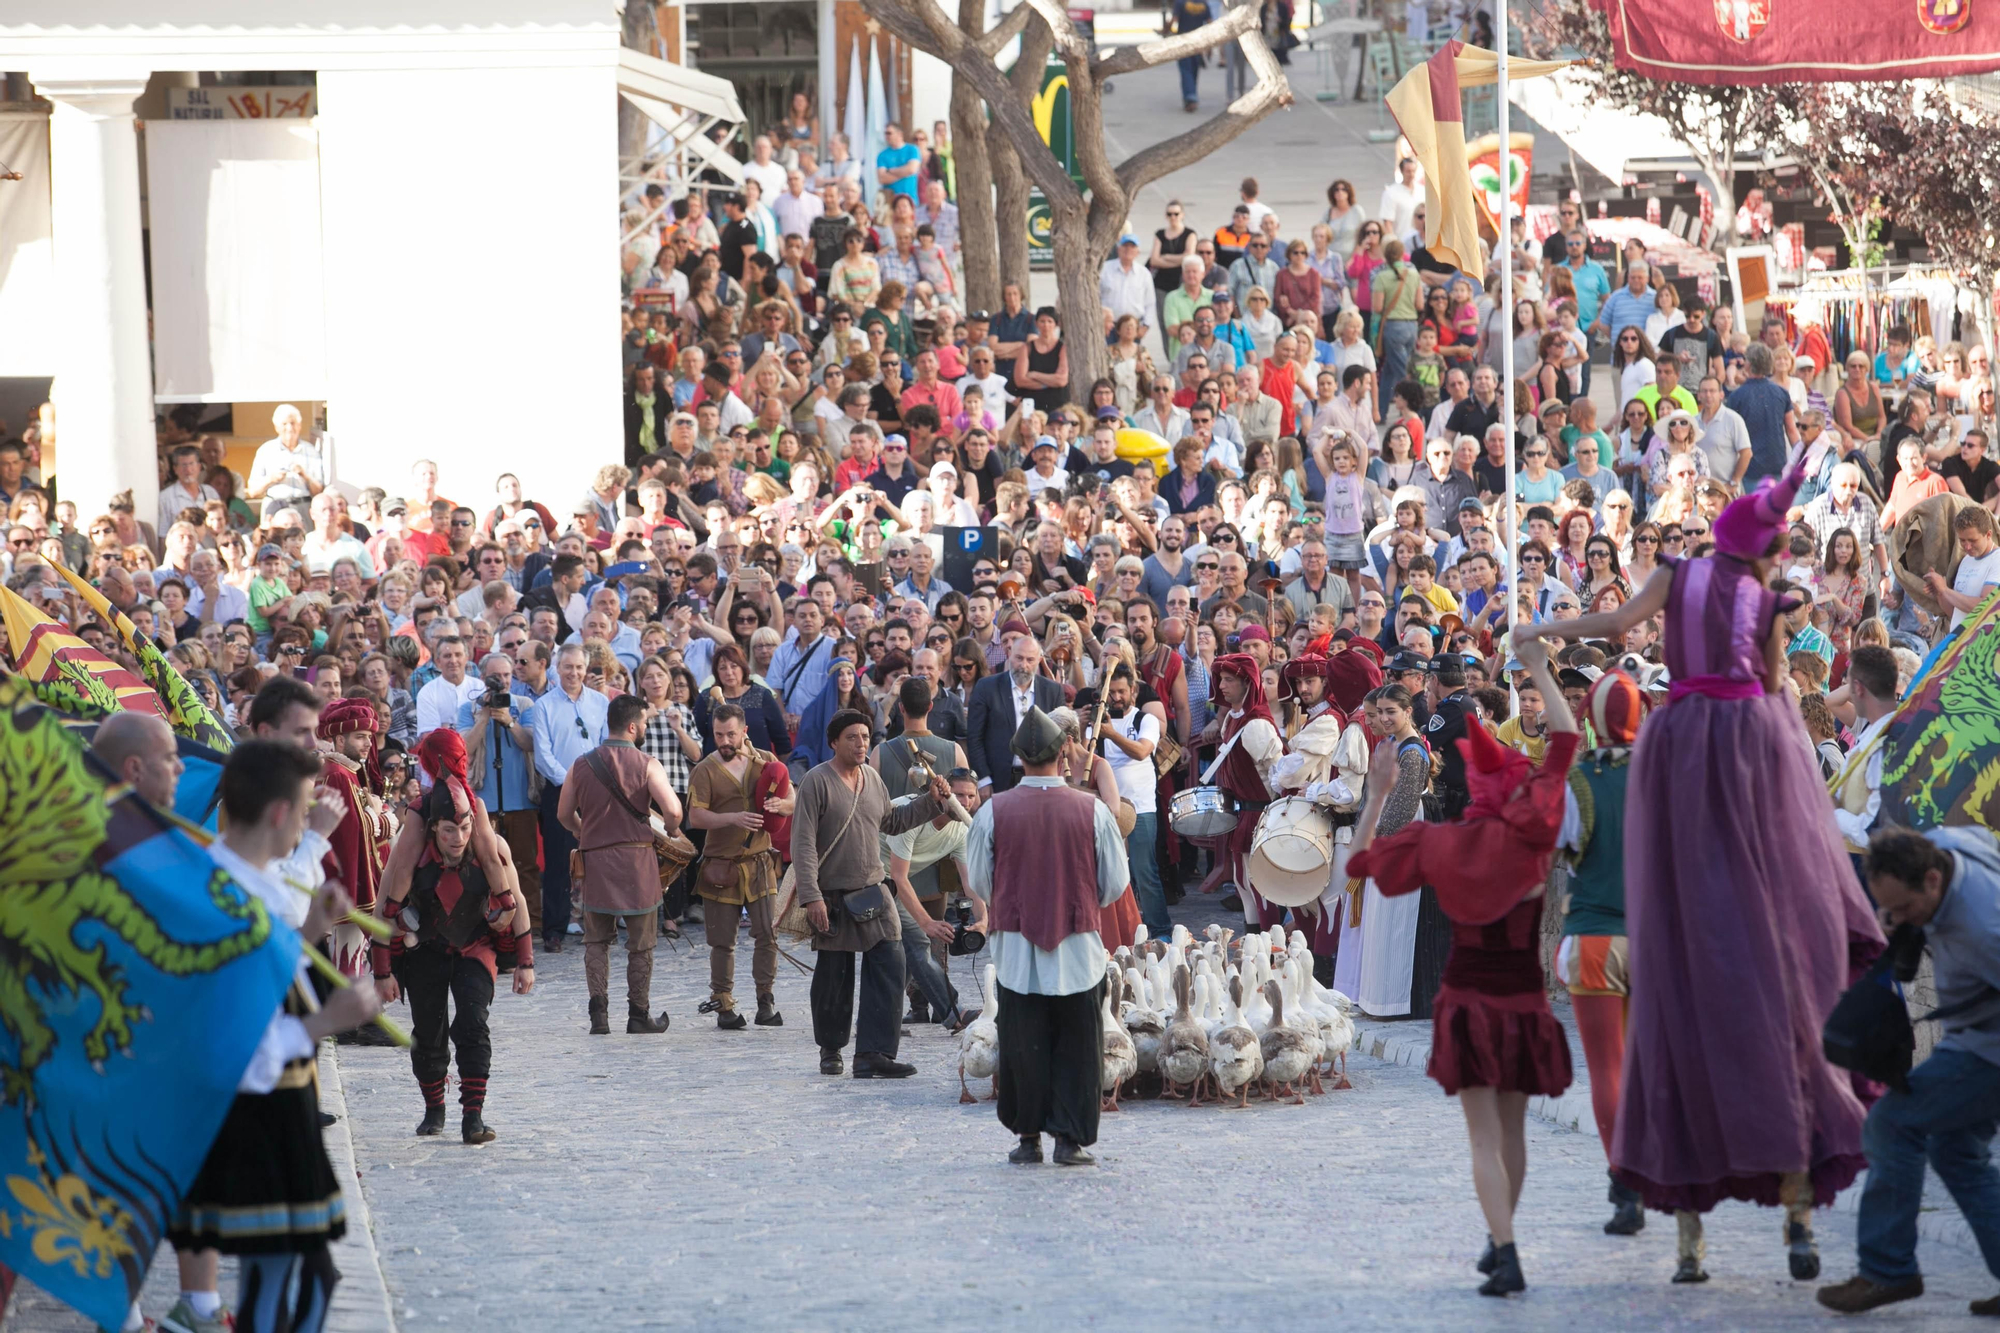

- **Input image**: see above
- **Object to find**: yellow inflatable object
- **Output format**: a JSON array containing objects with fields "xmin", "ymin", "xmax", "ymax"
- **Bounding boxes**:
[{"xmin": 1114, "ymin": 427, "xmax": 1171, "ymax": 477}]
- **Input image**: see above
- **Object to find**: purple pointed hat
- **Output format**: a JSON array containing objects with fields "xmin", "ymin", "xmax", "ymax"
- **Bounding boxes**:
[{"xmin": 1711, "ymin": 452, "xmax": 1809, "ymax": 560}]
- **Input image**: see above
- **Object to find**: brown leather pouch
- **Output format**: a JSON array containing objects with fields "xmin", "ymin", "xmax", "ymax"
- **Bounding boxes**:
[{"xmin": 698, "ymin": 856, "xmax": 738, "ymax": 892}]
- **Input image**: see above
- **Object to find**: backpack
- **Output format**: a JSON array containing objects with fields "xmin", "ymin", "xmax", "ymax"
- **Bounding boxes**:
[{"xmin": 1823, "ymin": 923, "xmax": 1996, "ymax": 1093}]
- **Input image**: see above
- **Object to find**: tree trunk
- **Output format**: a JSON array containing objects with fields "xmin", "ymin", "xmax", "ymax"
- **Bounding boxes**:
[
  {"xmin": 1050, "ymin": 199, "xmax": 1104, "ymax": 392},
  {"xmin": 953, "ymin": 0, "xmax": 1001, "ymax": 312},
  {"xmin": 619, "ymin": 0, "xmax": 661, "ymax": 165},
  {"xmin": 993, "ymin": 17, "xmax": 1054, "ymax": 293}
]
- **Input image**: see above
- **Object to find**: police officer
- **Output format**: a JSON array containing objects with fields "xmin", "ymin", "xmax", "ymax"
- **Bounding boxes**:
[
  {"xmin": 1423, "ymin": 653, "xmax": 1473, "ymax": 820},
  {"xmin": 1384, "ymin": 650, "xmax": 1433, "ymax": 729}
]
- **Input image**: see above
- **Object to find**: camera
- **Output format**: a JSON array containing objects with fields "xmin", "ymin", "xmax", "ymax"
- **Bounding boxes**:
[{"xmin": 483, "ymin": 676, "xmax": 513, "ymax": 710}]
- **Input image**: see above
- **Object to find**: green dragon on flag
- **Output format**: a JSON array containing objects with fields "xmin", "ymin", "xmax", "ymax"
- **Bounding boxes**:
[{"xmin": 48, "ymin": 564, "xmax": 234, "ymax": 753}]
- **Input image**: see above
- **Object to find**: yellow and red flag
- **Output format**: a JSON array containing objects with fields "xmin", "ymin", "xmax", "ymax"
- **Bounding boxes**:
[
  {"xmin": 48, "ymin": 564, "xmax": 234, "ymax": 752},
  {"xmin": 1385, "ymin": 42, "xmax": 1566, "ymax": 282},
  {"xmin": 0, "ymin": 585, "xmax": 167, "ymax": 722}
]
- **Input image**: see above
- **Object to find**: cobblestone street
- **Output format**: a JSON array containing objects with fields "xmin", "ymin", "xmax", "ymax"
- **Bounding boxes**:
[{"xmin": 326, "ymin": 903, "xmax": 1994, "ymax": 1333}]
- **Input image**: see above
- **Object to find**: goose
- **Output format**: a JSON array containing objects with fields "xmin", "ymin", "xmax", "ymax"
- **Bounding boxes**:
[
  {"xmin": 1100, "ymin": 967, "xmax": 1139, "ymax": 1112},
  {"xmin": 1281, "ymin": 959, "xmax": 1328, "ymax": 1095},
  {"xmin": 1294, "ymin": 957, "xmax": 1356, "ymax": 1089},
  {"xmin": 1209, "ymin": 974, "xmax": 1265, "ymax": 1109},
  {"xmin": 1160, "ymin": 965, "xmax": 1210, "ymax": 1104},
  {"xmin": 1258, "ymin": 979, "xmax": 1315, "ymax": 1105},
  {"xmin": 958, "ymin": 964, "xmax": 1001, "ymax": 1103},
  {"xmin": 1123, "ymin": 966, "xmax": 1166, "ymax": 1076}
]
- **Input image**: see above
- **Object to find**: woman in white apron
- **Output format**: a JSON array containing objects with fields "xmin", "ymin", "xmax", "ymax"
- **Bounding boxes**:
[{"xmin": 1336, "ymin": 683, "xmax": 1432, "ymax": 1015}]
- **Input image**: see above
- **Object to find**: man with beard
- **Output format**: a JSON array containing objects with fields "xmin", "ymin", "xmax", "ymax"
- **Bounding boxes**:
[
  {"xmin": 684, "ymin": 704, "xmax": 790, "ymax": 1030},
  {"xmin": 374, "ymin": 774, "xmax": 534, "ymax": 1144},
  {"xmin": 1095, "ymin": 665, "xmax": 1168, "ymax": 938},
  {"xmin": 792, "ymin": 710, "xmax": 951, "ymax": 1078},
  {"xmin": 1138, "ymin": 514, "xmax": 1196, "ymax": 613},
  {"xmin": 964, "ymin": 707, "xmax": 1131, "ymax": 1166},
  {"xmin": 967, "ymin": 636, "xmax": 1065, "ymax": 794}
]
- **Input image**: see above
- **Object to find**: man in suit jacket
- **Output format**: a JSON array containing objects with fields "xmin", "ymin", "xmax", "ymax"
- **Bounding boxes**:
[{"xmin": 966, "ymin": 636, "xmax": 1064, "ymax": 793}]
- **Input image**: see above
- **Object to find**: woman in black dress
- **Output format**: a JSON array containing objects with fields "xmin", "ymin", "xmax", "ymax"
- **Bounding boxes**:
[{"xmin": 1014, "ymin": 306, "xmax": 1070, "ymax": 412}]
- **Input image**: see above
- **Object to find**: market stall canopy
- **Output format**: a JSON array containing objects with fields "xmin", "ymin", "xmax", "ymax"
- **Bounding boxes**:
[{"xmin": 618, "ymin": 47, "xmax": 744, "ymax": 198}]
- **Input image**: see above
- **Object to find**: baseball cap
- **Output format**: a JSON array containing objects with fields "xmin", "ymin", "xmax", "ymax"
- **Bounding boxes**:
[
  {"xmin": 1458, "ymin": 496, "xmax": 1485, "ymax": 513},
  {"xmin": 1426, "ymin": 653, "xmax": 1467, "ymax": 674},
  {"xmin": 382, "ymin": 496, "xmax": 409, "ymax": 515},
  {"xmin": 1119, "ymin": 233, "xmax": 1139, "ymax": 246},
  {"xmin": 255, "ymin": 543, "xmax": 286, "ymax": 562},
  {"xmin": 1385, "ymin": 650, "xmax": 1429, "ymax": 674},
  {"xmin": 1031, "ymin": 434, "xmax": 1059, "ymax": 454}
]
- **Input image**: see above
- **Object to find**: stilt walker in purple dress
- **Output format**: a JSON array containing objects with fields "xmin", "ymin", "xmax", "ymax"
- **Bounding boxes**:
[{"xmin": 1515, "ymin": 447, "xmax": 1885, "ymax": 1284}]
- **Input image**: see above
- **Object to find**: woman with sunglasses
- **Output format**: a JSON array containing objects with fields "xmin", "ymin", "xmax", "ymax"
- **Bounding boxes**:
[
  {"xmin": 1625, "ymin": 522, "xmax": 1665, "ymax": 587},
  {"xmin": 1345, "ymin": 223, "xmax": 1384, "ymax": 339},
  {"xmin": 1609, "ymin": 325, "xmax": 1661, "ymax": 407},
  {"xmin": 1579, "ymin": 534, "xmax": 1629, "ymax": 606},
  {"xmin": 1597, "ymin": 487, "xmax": 1638, "ymax": 559},
  {"xmin": 1645, "ymin": 410, "xmax": 1711, "ymax": 501}
]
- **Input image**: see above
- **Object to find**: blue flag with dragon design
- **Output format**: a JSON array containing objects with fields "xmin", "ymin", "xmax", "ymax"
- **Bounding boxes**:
[{"xmin": 0, "ymin": 678, "xmax": 298, "ymax": 1328}]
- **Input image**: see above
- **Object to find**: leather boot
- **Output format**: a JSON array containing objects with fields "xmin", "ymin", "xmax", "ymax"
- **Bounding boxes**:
[
  {"xmin": 1477, "ymin": 1242, "xmax": 1525, "ymax": 1296},
  {"xmin": 588, "ymin": 996, "xmax": 610, "ymax": 1036},
  {"xmin": 1605, "ymin": 1172, "xmax": 1646, "ymax": 1236},
  {"xmin": 627, "ymin": 1003, "xmax": 671, "ymax": 1034},
  {"xmin": 461, "ymin": 1111, "xmax": 496, "ymax": 1145},
  {"xmin": 755, "ymin": 996, "xmax": 783, "ymax": 1026},
  {"xmin": 415, "ymin": 1104, "xmax": 447, "ymax": 1137}
]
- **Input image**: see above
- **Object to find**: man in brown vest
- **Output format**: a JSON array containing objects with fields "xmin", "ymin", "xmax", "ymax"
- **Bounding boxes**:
[
  {"xmin": 684, "ymin": 702, "xmax": 788, "ymax": 1029},
  {"xmin": 963, "ymin": 706, "xmax": 1131, "ymax": 1166},
  {"xmin": 559, "ymin": 694, "xmax": 682, "ymax": 1035}
]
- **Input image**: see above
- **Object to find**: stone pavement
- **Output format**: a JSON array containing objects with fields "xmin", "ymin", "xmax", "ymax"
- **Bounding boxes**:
[{"xmin": 317, "ymin": 889, "xmax": 1994, "ymax": 1333}]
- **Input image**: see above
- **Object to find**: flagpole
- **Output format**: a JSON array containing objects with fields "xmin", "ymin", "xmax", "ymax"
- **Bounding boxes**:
[{"xmin": 1496, "ymin": 4, "xmax": 1516, "ymax": 648}]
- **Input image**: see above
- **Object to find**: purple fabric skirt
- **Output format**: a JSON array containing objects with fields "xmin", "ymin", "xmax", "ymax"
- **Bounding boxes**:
[{"xmin": 1610, "ymin": 690, "xmax": 1885, "ymax": 1215}]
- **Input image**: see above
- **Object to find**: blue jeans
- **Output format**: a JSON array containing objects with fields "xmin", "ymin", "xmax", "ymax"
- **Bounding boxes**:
[
  {"xmin": 1127, "ymin": 811, "xmax": 1171, "ymax": 938},
  {"xmin": 1378, "ymin": 319, "xmax": 1417, "ymax": 413},
  {"xmin": 1178, "ymin": 54, "xmax": 1201, "ymax": 105},
  {"xmin": 1857, "ymin": 1045, "xmax": 2000, "ymax": 1284},
  {"xmin": 896, "ymin": 901, "xmax": 959, "ymax": 1020}
]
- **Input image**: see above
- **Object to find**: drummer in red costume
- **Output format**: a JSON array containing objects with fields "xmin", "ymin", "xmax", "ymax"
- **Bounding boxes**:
[
  {"xmin": 1346, "ymin": 635, "xmax": 1578, "ymax": 1299},
  {"xmin": 316, "ymin": 699, "xmax": 384, "ymax": 985},
  {"xmin": 1265, "ymin": 642, "xmax": 1373, "ymax": 978},
  {"xmin": 1199, "ymin": 653, "xmax": 1285, "ymax": 927}
]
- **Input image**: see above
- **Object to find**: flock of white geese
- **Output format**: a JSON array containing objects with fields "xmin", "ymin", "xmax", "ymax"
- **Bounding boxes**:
[{"xmin": 958, "ymin": 925, "xmax": 1359, "ymax": 1110}]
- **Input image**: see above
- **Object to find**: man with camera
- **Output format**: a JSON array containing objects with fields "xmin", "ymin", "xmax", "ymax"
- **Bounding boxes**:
[
  {"xmin": 458, "ymin": 652, "xmax": 543, "ymax": 938},
  {"xmin": 1818, "ymin": 825, "xmax": 2000, "ymax": 1316}
]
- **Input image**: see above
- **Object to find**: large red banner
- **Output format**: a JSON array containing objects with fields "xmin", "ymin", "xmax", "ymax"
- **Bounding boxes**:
[{"xmin": 1593, "ymin": 0, "xmax": 2000, "ymax": 83}]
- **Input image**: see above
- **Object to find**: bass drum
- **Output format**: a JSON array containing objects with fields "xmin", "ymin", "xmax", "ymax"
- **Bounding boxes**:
[
  {"xmin": 1168, "ymin": 785, "xmax": 1238, "ymax": 839},
  {"xmin": 1246, "ymin": 796, "xmax": 1335, "ymax": 907}
]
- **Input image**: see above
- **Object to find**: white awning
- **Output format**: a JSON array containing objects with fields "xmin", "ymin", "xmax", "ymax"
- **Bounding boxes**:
[
  {"xmin": 619, "ymin": 47, "xmax": 743, "ymax": 125},
  {"xmin": 617, "ymin": 48, "xmax": 744, "ymax": 193}
]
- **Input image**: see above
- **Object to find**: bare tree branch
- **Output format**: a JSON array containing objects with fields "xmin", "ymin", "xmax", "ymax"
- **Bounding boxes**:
[
  {"xmin": 1020, "ymin": 0, "xmax": 1093, "ymax": 60},
  {"xmin": 1094, "ymin": 1, "xmax": 1260, "ymax": 80},
  {"xmin": 860, "ymin": 0, "xmax": 1083, "ymax": 208},
  {"xmin": 1114, "ymin": 25, "xmax": 1292, "ymax": 198},
  {"xmin": 975, "ymin": 4, "xmax": 1033, "ymax": 58}
]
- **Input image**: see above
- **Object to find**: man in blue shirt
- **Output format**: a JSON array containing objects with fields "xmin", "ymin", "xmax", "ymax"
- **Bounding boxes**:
[
  {"xmin": 459, "ymin": 651, "xmax": 544, "ymax": 935},
  {"xmin": 1592, "ymin": 259, "xmax": 1657, "ymax": 362},
  {"xmin": 529, "ymin": 643, "xmax": 610, "ymax": 949},
  {"xmin": 768, "ymin": 596, "xmax": 836, "ymax": 733},
  {"xmin": 1819, "ymin": 825, "xmax": 2000, "ymax": 1316},
  {"xmin": 1725, "ymin": 342, "xmax": 1800, "ymax": 485},
  {"xmin": 1560, "ymin": 231, "xmax": 1611, "ymax": 396},
  {"xmin": 875, "ymin": 122, "xmax": 921, "ymax": 203}
]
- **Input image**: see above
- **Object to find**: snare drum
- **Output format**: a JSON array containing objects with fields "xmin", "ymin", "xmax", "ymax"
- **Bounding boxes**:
[
  {"xmin": 1168, "ymin": 785, "xmax": 1238, "ymax": 839},
  {"xmin": 1246, "ymin": 797, "xmax": 1335, "ymax": 907}
]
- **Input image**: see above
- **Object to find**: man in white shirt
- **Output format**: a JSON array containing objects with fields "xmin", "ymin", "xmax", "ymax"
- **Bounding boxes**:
[
  {"xmin": 185, "ymin": 548, "xmax": 248, "ymax": 625},
  {"xmin": 415, "ymin": 634, "xmax": 485, "ymax": 738},
  {"xmin": 740, "ymin": 133, "xmax": 788, "ymax": 202},
  {"xmin": 158, "ymin": 444, "xmax": 220, "ymax": 536},
  {"xmin": 1130, "ymin": 374, "xmax": 1191, "ymax": 443},
  {"xmin": 302, "ymin": 492, "xmax": 377, "ymax": 579},
  {"xmin": 772, "ymin": 167, "xmax": 824, "ymax": 240},
  {"xmin": 1926, "ymin": 505, "xmax": 2000, "ymax": 629},
  {"xmin": 956, "ymin": 345, "xmax": 1012, "ymax": 417},
  {"xmin": 1099, "ymin": 235, "xmax": 1155, "ymax": 339},
  {"xmin": 1096, "ymin": 664, "xmax": 1167, "ymax": 937},
  {"xmin": 1378, "ymin": 157, "xmax": 1425, "ymax": 246},
  {"xmin": 245, "ymin": 403, "xmax": 326, "ymax": 520}
]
